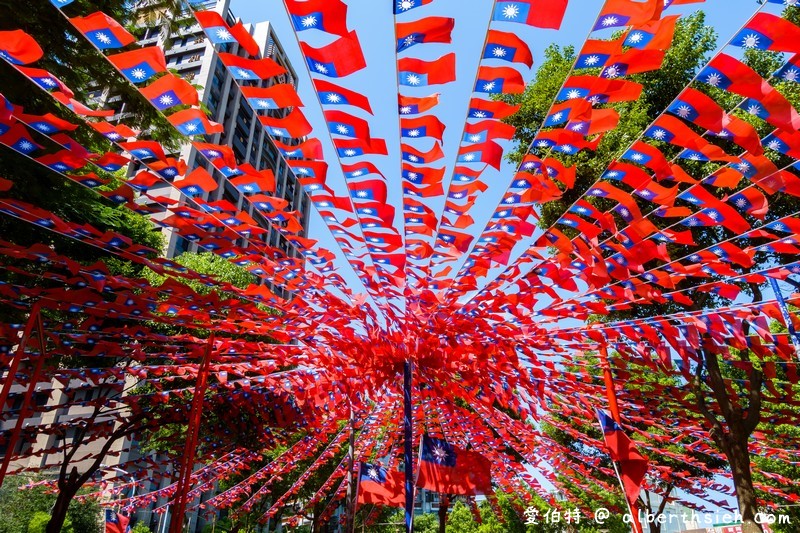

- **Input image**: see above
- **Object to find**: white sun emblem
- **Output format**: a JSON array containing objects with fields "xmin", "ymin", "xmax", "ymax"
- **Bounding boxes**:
[
  {"xmin": 397, "ymin": 0, "xmax": 415, "ymax": 11},
  {"xmin": 407, "ymin": 129, "xmax": 421, "ymax": 137},
  {"xmin": 301, "ymin": 15, "xmax": 318, "ymax": 28},
  {"xmin": 403, "ymin": 35, "xmax": 417, "ymax": 47},
  {"xmin": 130, "ymin": 68, "xmax": 147, "ymax": 80},
  {"xmin": 406, "ymin": 74, "xmax": 422, "ymax": 86},
  {"xmin": 735, "ymin": 197, "xmax": 748, "ymax": 208},
  {"xmin": 94, "ymin": 32, "xmax": 112, "ymax": 45},
  {"xmin": 498, "ymin": 3, "xmax": 520, "ymax": 19},
  {"xmin": 736, "ymin": 162, "xmax": 750, "ymax": 172},
  {"xmin": 336, "ymin": 124, "xmax": 350, "ymax": 135},
  {"xmin": 570, "ymin": 122, "xmax": 585, "ymax": 132},
  {"xmin": 18, "ymin": 140, "xmax": 34, "ymax": 152},
  {"xmin": 783, "ymin": 68, "xmax": 800, "ymax": 82},
  {"xmin": 746, "ymin": 104, "xmax": 762, "ymax": 116},
  {"xmin": 256, "ymin": 99, "xmax": 272, "ymax": 108},
  {"xmin": 463, "ymin": 153, "xmax": 476, "ymax": 161},
  {"xmin": 628, "ymin": 32, "xmax": 644, "ymax": 44},
  {"xmin": 492, "ymin": 47, "xmax": 507, "ymax": 58},
  {"xmin": 742, "ymin": 33, "xmax": 760, "ymax": 48},
  {"xmin": 407, "ymin": 172, "xmax": 418, "ymax": 180},
  {"xmin": 566, "ymin": 89, "xmax": 582, "ymax": 99},
  {"xmin": 400, "ymin": 105, "xmax": 413, "ymax": 114},
  {"xmin": 482, "ymin": 81, "xmax": 496, "ymax": 91},
  {"xmin": 184, "ymin": 123, "xmax": 198, "ymax": 132},
  {"xmin": 41, "ymin": 78, "xmax": 56, "ymax": 87},
  {"xmin": 158, "ymin": 94, "xmax": 174, "ymax": 106},
  {"xmin": 651, "ymin": 129, "xmax": 667, "ymax": 140},
  {"xmin": 34, "ymin": 124, "xmax": 51, "ymax": 132},
  {"xmin": 408, "ymin": 155, "xmax": 419, "ymax": 162},
  {"xmin": 356, "ymin": 191, "xmax": 368, "ymax": 198},
  {"xmin": 675, "ymin": 105, "xmax": 692, "ymax": 118},
  {"xmin": 472, "ymin": 111, "xmax": 487, "ymax": 118},
  {"xmin": 705, "ymin": 73, "xmax": 723, "ymax": 87},
  {"xmin": 236, "ymin": 68, "xmax": 251, "ymax": 78},
  {"xmin": 163, "ymin": 168, "xmax": 177, "ymax": 176},
  {"xmin": 314, "ymin": 63, "xmax": 328, "ymax": 74},
  {"xmin": 468, "ymin": 134, "xmax": 482, "ymax": 142},
  {"xmin": 536, "ymin": 140, "xmax": 550, "ymax": 148},
  {"xmin": 326, "ymin": 93, "xmax": 341, "ymax": 104},
  {"xmin": 601, "ymin": 15, "xmax": 619, "ymax": 27},
  {"xmin": 767, "ymin": 139, "xmax": 782, "ymax": 151},
  {"xmin": 631, "ymin": 153, "xmax": 644, "ymax": 161},
  {"xmin": 344, "ymin": 149, "xmax": 357, "ymax": 156},
  {"xmin": 603, "ymin": 65, "xmax": 620, "ymax": 78},
  {"xmin": 215, "ymin": 28, "xmax": 232, "ymax": 41},
  {"xmin": 584, "ymin": 55, "xmax": 600, "ymax": 66},
  {"xmin": 351, "ymin": 170, "xmax": 364, "ymax": 177}
]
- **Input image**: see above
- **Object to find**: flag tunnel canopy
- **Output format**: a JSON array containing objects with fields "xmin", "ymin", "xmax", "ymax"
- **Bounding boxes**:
[{"xmin": 1, "ymin": 0, "xmax": 800, "ymax": 532}]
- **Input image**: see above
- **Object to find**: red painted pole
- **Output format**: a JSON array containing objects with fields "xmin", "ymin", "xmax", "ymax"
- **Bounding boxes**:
[
  {"xmin": 599, "ymin": 343, "xmax": 621, "ymax": 423},
  {"xmin": 0, "ymin": 305, "xmax": 46, "ymax": 486},
  {"xmin": 169, "ymin": 335, "xmax": 215, "ymax": 533},
  {"xmin": 0, "ymin": 302, "xmax": 42, "ymax": 417}
]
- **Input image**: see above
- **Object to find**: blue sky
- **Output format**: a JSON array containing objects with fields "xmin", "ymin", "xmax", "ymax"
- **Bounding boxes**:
[{"xmin": 231, "ymin": 0, "xmax": 766, "ymax": 296}]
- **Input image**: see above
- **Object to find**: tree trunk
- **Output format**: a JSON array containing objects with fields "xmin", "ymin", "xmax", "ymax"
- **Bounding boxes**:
[
  {"xmin": 727, "ymin": 437, "xmax": 762, "ymax": 533},
  {"xmin": 438, "ymin": 495, "xmax": 449, "ymax": 533},
  {"xmin": 46, "ymin": 481, "xmax": 78, "ymax": 533}
]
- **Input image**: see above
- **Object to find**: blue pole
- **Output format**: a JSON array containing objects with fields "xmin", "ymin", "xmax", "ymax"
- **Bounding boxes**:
[
  {"xmin": 404, "ymin": 361, "xmax": 414, "ymax": 533},
  {"xmin": 769, "ymin": 277, "xmax": 800, "ymax": 359}
]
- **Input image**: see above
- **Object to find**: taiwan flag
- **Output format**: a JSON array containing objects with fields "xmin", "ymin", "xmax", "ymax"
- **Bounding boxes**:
[
  {"xmin": 357, "ymin": 463, "xmax": 404, "ymax": 508},
  {"xmin": 240, "ymin": 84, "xmax": 302, "ymax": 110},
  {"xmin": 218, "ymin": 53, "xmax": 286, "ymax": 80},
  {"xmin": 596, "ymin": 410, "xmax": 648, "ymax": 516},
  {"xmin": 493, "ymin": 0, "xmax": 568, "ymax": 30},
  {"xmin": 416, "ymin": 435, "xmax": 492, "ymax": 495},
  {"xmin": 194, "ymin": 11, "xmax": 237, "ymax": 44},
  {"xmin": 401, "ymin": 143, "xmax": 444, "ymax": 164},
  {"xmin": 467, "ymin": 98, "xmax": 520, "ymax": 120},
  {"xmin": 457, "ymin": 141, "xmax": 504, "ymax": 170},
  {"xmin": 400, "ymin": 115, "xmax": 446, "ymax": 143},
  {"xmin": 17, "ymin": 67, "xmax": 74, "ymax": 96},
  {"xmin": 483, "ymin": 30, "xmax": 533, "ymax": 68},
  {"xmin": 108, "ymin": 47, "xmax": 168, "ymax": 84},
  {"xmin": 140, "ymin": 74, "xmax": 198, "ymax": 110},
  {"xmin": 594, "ymin": 0, "xmax": 663, "ymax": 31},
  {"xmin": 325, "ymin": 110, "xmax": 372, "ymax": 139},
  {"xmin": 259, "ymin": 108, "xmax": 313, "ymax": 139},
  {"xmin": 732, "ymin": 12, "xmax": 800, "ymax": 54},
  {"xmin": 314, "ymin": 79, "xmax": 373, "ymax": 114},
  {"xmin": 0, "ymin": 30, "xmax": 44, "ymax": 65},
  {"xmin": 399, "ymin": 94, "xmax": 440, "ymax": 116},
  {"xmin": 395, "ymin": 17, "xmax": 454, "ymax": 52},
  {"xmin": 667, "ymin": 87, "xmax": 725, "ymax": 132},
  {"xmin": 474, "ymin": 66, "xmax": 525, "ymax": 94},
  {"xmin": 104, "ymin": 509, "xmax": 130, "ymax": 533},
  {"xmin": 167, "ymin": 109, "xmax": 223, "ymax": 136},
  {"xmin": 398, "ymin": 54, "xmax": 456, "ymax": 87},
  {"xmin": 286, "ymin": 0, "xmax": 349, "ymax": 37},
  {"xmin": 301, "ymin": 31, "xmax": 366, "ymax": 78},
  {"xmin": 335, "ymin": 138, "xmax": 389, "ymax": 158},
  {"xmin": 70, "ymin": 12, "xmax": 135, "ymax": 50},
  {"xmin": 624, "ymin": 15, "xmax": 679, "ymax": 50}
]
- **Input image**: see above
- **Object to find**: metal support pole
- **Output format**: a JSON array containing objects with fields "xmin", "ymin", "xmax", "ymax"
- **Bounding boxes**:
[
  {"xmin": 0, "ymin": 304, "xmax": 45, "ymax": 487},
  {"xmin": 769, "ymin": 277, "xmax": 800, "ymax": 359},
  {"xmin": 403, "ymin": 361, "xmax": 414, "ymax": 533},
  {"xmin": 599, "ymin": 343, "xmax": 622, "ymax": 422},
  {"xmin": 169, "ymin": 335, "xmax": 215, "ymax": 533}
]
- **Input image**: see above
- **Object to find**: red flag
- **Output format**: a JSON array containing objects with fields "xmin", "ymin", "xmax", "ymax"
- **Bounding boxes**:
[
  {"xmin": 736, "ymin": 12, "xmax": 800, "ymax": 54},
  {"xmin": 218, "ymin": 53, "xmax": 285, "ymax": 80},
  {"xmin": 668, "ymin": 87, "xmax": 725, "ymax": 132},
  {"xmin": 107, "ymin": 47, "xmax": 168, "ymax": 83},
  {"xmin": 484, "ymin": 30, "xmax": 534, "ymax": 68},
  {"xmin": 401, "ymin": 143, "xmax": 444, "ymax": 164},
  {"xmin": 357, "ymin": 463, "xmax": 404, "ymax": 508},
  {"xmin": 468, "ymin": 98, "xmax": 520, "ymax": 120},
  {"xmin": 167, "ymin": 109, "xmax": 224, "ymax": 136},
  {"xmin": 273, "ymin": 138, "xmax": 323, "ymax": 160},
  {"xmin": 175, "ymin": 167, "xmax": 217, "ymax": 196},
  {"xmin": 475, "ymin": 66, "xmax": 525, "ymax": 94},
  {"xmin": 596, "ymin": 410, "xmax": 648, "ymax": 514},
  {"xmin": 416, "ymin": 435, "xmax": 492, "ymax": 495},
  {"xmin": 335, "ymin": 138, "xmax": 388, "ymax": 157},
  {"xmin": 240, "ymin": 84, "xmax": 302, "ymax": 109},
  {"xmin": 104, "ymin": 510, "xmax": 130, "ymax": 533},
  {"xmin": 301, "ymin": 31, "xmax": 366, "ymax": 78},
  {"xmin": 259, "ymin": 108, "xmax": 313, "ymax": 139},
  {"xmin": 595, "ymin": 0, "xmax": 663, "ymax": 31},
  {"xmin": 601, "ymin": 49, "xmax": 665, "ymax": 78},
  {"xmin": 395, "ymin": 17, "xmax": 455, "ymax": 52},
  {"xmin": 493, "ymin": 0, "xmax": 568, "ymax": 30},
  {"xmin": 286, "ymin": 0, "xmax": 349, "ymax": 37},
  {"xmin": 0, "ymin": 30, "xmax": 44, "ymax": 65},
  {"xmin": 314, "ymin": 79, "xmax": 373, "ymax": 114},
  {"xmin": 139, "ymin": 74, "xmax": 198, "ymax": 110},
  {"xmin": 17, "ymin": 67, "xmax": 74, "ymax": 97},
  {"xmin": 399, "ymin": 94, "xmax": 440, "ymax": 116},
  {"xmin": 398, "ymin": 54, "xmax": 456, "ymax": 86},
  {"xmin": 324, "ymin": 110, "xmax": 372, "ymax": 139},
  {"xmin": 69, "ymin": 12, "xmax": 135, "ymax": 50},
  {"xmin": 457, "ymin": 141, "xmax": 504, "ymax": 170},
  {"xmin": 624, "ymin": 15, "xmax": 679, "ymax": 51},
  {"xmin": 229, "ymin": 22, "xmax": 261, "ymax": 57},
  {"xmin": 400, "ymin": 115, "xmax": 446, "ymax": 142}
]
